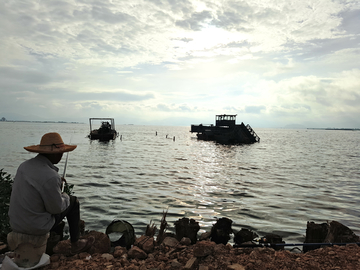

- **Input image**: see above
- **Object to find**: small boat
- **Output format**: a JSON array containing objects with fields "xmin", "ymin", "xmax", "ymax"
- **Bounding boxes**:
[
  {"xmin": 190, "ymin": 114, "xmax": 260, "ymax": 144},
  {"xmin": 88, "ymin": 118, "xmax": 118, "ymax": 141}
]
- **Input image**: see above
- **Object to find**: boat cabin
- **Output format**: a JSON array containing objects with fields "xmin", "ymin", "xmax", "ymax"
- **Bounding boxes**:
[
  {"xmin": 190, "ymin": 114, "xmax": 260, "ymax": 144},
  {"xmin": 88, "ymin": 118, "xmax": 118, "ymax": 141},
  {"xmin": 215, "ymin": 114, "xmax": 237, "ymax": 127}
]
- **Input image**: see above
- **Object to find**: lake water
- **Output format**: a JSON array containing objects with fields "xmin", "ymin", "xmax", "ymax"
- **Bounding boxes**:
[{"xmin": 1, "ymin": 121, "xmax": 359, "ymax": 244}]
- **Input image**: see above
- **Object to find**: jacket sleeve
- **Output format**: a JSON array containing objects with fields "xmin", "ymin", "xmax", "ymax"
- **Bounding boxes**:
[{"xmin": 41, "ymin": 175, "xmax": 70, "ymax": 214}]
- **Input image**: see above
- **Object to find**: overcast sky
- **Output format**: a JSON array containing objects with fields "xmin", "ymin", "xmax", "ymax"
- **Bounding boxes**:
[{"xmin": 1, "ymin": 0, "xmax": 359, "ymax": 127}]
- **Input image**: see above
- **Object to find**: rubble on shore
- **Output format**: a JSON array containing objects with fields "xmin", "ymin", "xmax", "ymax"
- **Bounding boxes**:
[
  {"xmin": 1, "ymin": 216, "xmax": 360, "ymax": 270},
  {"xmin": 43, "ymin": 217, "xmax": 360, "ymax": 270},
  {"xmin": 45, "ymin": 240, "xmax": 360, "ymax": 270}
]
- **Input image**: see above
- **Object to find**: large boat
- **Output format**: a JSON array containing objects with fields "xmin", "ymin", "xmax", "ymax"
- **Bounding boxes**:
[
  {"xmin": 190, "ymin": 114, "xmax": 260, "ymax": 144},
  {"xmin": 88, "ymin": 118, "xmax": 118, "ymax": 141}
]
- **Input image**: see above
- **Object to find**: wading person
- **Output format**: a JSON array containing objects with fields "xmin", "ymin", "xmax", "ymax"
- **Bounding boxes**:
[{"xmin": 8, "ymin": 132, "xmax": 93, "ymax": 259}]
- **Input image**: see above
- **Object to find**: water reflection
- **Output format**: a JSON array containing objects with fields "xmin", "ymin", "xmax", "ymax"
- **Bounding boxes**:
[{"xmin": 1, "ymin": 123, "xmax": 360, "ymax": 243}]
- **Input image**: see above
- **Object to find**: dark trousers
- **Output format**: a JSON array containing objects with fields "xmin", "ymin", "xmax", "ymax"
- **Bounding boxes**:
[{"xmin": 51, "ymin": 195, "xmax": 80, "ymax": 243}]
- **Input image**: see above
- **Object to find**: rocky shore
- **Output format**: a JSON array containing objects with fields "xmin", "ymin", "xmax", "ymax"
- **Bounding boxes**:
[
  {"xmin": 45, "ymin": 240, "xmax": 360, "ymax": 270},
  {"xmin": 42, "ymin": 217, "xmax": 360, "ymax": 270},
  {"xmin": 1, "ymin": 217, "xmax": 360, "ymax": 270}
]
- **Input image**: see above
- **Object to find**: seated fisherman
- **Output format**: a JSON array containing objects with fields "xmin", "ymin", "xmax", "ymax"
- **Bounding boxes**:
[{"xmin": 8, "ymin": 132, "xmax": 93, "ymax": 254}]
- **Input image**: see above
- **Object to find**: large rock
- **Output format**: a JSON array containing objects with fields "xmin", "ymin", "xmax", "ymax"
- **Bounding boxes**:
[
  {"xmin": 162, "ymin": 236, "xmax": 179, "ymax": 247},
  {"xmin": 134, "ymin": 235, "xmax": 154, "ymax": 253},
  {"xmin": 180, "ymin": 237, "xmax": 192, "ymax": 246},
  {"xmin": 53, "ymin": 231, "xmax": 110, "ymax": 256},
  {"xmin": 304, "ymin": 221, "xmax": 360, "ymax": 253},
  {"xmin": 210, "ymin": 217, "xmax": 233, "ymax": 245},
  {"xmin": 324, "ymin": 221, "xmax": 360, "ymax": 243},
  {"xmin": 85, "ymin": 231, "xmax": 111, "ymax": 255},
  {"xmin": 193, "ymin": 241, "xmax": 216, "ymax": 257},
  {"xmin": 234, "ymin": 228, "xmax": 258, "ymax": 246},
  {"xmin": 174, "ymin": 217, "xmax": 200, "ymax": 244},
  {"xmin": 128, "ymin": 246, "xmax": 147, "ymax": 259},
  {"xmin": 53, "ymin": 239, "xmax": 71, "ymax": 256}
]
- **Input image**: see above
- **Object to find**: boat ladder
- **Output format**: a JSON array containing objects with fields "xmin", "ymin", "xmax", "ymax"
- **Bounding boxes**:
[{"xmin": 246, "ymin": 124, "xmax": 260, "ymax": 142}]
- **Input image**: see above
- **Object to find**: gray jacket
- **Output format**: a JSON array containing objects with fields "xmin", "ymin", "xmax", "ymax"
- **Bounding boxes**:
[{"xmin": 9, "ymin": 154, "xmax": 70, "ymax": 235}]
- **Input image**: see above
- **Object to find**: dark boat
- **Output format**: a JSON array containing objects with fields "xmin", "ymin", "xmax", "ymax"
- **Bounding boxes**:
[
  {"xmin": 190, "ymin": 114, "xmax": 260, "ymax": 144},
  {"xmin": 88, "ymin": 118, "xmax": 118, "ymax": 141}
]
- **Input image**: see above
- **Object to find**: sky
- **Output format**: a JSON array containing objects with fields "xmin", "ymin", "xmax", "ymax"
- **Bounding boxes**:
[{"xmin": 0, "ymin": 0, "xmax": 359, "ymax": 128}]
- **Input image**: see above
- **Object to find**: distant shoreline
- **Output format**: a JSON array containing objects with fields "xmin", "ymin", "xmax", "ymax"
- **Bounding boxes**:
[
  {"xmin": 307, "ymin": 128, "xmax": 360, "ymax": 131},
  {"xmin": 0, "ymin": 120, "xmax": 84, "ymax": 124}
]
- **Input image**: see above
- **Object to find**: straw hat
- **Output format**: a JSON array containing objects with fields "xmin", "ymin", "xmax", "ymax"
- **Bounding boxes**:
[{"xmin": 24, "ymin": 132, "xmax": 77, "ymax": 154}]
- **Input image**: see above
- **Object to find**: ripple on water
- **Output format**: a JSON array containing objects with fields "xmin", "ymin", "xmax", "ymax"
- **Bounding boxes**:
[{"xmin": 1, "ymin": 124, "xmax": 360, "ymax": 242}]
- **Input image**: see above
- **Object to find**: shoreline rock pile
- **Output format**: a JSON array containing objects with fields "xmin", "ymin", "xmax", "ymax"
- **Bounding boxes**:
[
  {"xmin": 45, "ymin": 217, "xmax": 360, "ymax": 270},
  {"xmin": 1, "ymin": 217, "xmax": 360, "ymax": 269},
  {"xmin": 46, "ymin": 239, "xmax": 360, "ymax": 270}
]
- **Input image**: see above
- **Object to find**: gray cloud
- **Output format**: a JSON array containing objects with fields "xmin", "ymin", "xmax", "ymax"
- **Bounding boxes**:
[
  {"xmin": 156, "ymin": 103, "xmax": 172, "ymax": 112},
  {"xmin": 0, "ymin": 0, "xmax": 359, "ymax": 127},
  {"xmin": 0, "ymin": 67, "xmax": 52, "ymax": 85},
  {"xmin": 245, "ymin": 105, "xmax": 266, "ymax": 114},
  {"xmin": 339, "ymin": 9, "xmax": 360, "ymax": 34},
  {"xmin": 79, "ymin": 91, "xmax": 155, "ymax": 102},
  {"xmin": 344, "ymin": 92, "xmax": 360, "ymax": 107},
  {"xmin": 172, "ymin": 37, "xmax": 194, "ymax": 43},
  {"xmin": 212, "ymin": 11, "xmax": 249, "ymax": 31},
  {"xmin": 156, "ymin": 103, "xmax": 194, "ymax": 112},
  {"xmin": 176, "ymin": 10, "xmax": 213, "ymax": 31},
  {"xmin": 210, "ymin": 1, "xmax": 256, "ymax": 31},
  {"xmin": 91, "ymin": 6, "xmax": 136, "ymax": 24}
]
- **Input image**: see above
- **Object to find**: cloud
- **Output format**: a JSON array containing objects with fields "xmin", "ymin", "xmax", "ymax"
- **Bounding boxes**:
[
  {"xmin": 264, "ymin": 69, "xmax": 360, "ymax": 123},
  {"xmin": 117, "ymin": 71, "xmax": 133, "ymax": 74},
  {"xmin": 176, "ymin": 10, "xmax": 213, "ymax": 31},
  {"xmin": 0, "ymin": 0, "xmax": 359, "ymax": 127},
  {"xmin": 0, "ymin": 67, "xmax": 52, "ymax": 85},
  {"xmin": 245, "ymin": 105, "xmax": 266, "ymax": 114},
  {"xmin": 91, "ymin": 6, "xmax": 136, "ymax": 24},
  {"xmin": 156, "ymin": 103, "xmax": 194, "ymax": 112}
]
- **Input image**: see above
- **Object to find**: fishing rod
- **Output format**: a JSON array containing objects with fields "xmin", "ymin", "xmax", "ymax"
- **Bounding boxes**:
[
  {"xmin": 61, "ymin": 135, "xmax": 72, "ymax": 193},
  {"xmin": 61, "ymin": 151, "xmax": 69, "ymax": 192},
  {"xmin": 233, "ymin": 242, "xmax": 360, "ymax": 248}
]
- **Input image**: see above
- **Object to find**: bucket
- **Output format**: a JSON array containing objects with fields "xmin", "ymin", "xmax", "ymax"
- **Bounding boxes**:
[{"xmin": 7, "ymin": 232, "xmax": 49, "ymax": 268}]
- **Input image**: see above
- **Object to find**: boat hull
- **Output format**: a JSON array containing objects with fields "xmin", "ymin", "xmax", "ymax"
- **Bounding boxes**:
[
  {"xmin": 89, "ymin": 130, "xmax": 117, "ymax": 141},
  {"xmin": 191, "ymin": 115, "xmax": 260, "ymax": 144}
]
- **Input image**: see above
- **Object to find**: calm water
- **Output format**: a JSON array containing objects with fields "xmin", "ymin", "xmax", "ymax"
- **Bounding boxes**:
[{"xmin": 1, "ymin": 122, "xmax": 359, "ymax": 244}]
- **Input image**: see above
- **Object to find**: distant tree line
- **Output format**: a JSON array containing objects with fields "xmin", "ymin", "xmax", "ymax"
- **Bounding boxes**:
[{"xmin": 0, "ymin": 117, "xmax": 6, "ymax": 121}]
